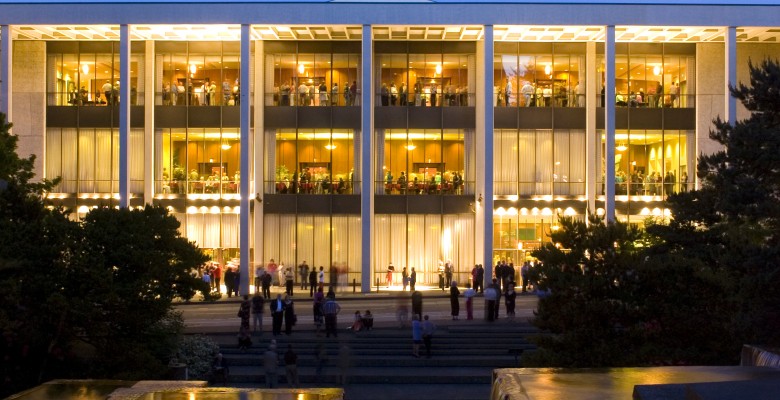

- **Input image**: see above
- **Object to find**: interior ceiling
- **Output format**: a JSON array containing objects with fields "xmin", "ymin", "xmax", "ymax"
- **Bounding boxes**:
[{"xmin": 6, "ymin": 25, "xmax": 780, "ymax": 42}]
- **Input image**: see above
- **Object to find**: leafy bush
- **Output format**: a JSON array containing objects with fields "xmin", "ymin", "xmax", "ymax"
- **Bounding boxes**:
[{"xmin": 173, "ymin": 335, "xmax": 220, "ymax": 379}]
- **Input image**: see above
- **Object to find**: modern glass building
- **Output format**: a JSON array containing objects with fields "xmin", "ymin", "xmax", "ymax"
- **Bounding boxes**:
[{"xmin": 1, "ymin": 0, "xmax": 778, "ymax": 293}]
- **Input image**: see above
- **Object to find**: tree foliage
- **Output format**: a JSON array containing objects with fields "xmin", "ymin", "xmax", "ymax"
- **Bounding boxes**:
[
  {"xmin": 527, "ymin": 59, "xmax": 780, "ymax": 368},
  {"xmin": 0, "ymin": 113, "xmax": 209, "ymax": 397}
]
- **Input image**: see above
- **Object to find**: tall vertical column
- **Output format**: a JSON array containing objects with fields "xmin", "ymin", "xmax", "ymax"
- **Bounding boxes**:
[
  {"xmin": 476, "ymin": 25, "xmax": 494, "ymax": 283},
  {"xmin": 604, "ymin": 25, "xmax": 616, "ymax": 222},
  {"xmin": 253, "ymin": 39, "xmax": 265, "ymax": 277},
  {"xmin": 585, "ymin": 41, "xmax": 597, "ymax": 217},
  {"xmin": 144, "ymin": 40, "xmax": 155, "ymax": 204},
  {"xmin": 360, "ymin": 24, "xmax": 373, "ymax": 293},
  {"xmin": 119, "ymin": 24, "xmax": 130, "ymax": 208},
  {"xmin": 239, "ymin": 24, "xmax": 251, "ymax": 295},
  {"xmin": 1, "ymin": 25, "xmax": 12, "ymax": 120},
  {"xmin": 725, "ymin": 26, "xmax": 737, "ymax": 125}
]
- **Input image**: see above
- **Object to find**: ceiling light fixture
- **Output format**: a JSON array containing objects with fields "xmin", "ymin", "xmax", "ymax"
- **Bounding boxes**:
[
  {"xmin": 544, "ymin": 64, "xmax": 552, "ymax": 76},
  {"xmin": 653, "ymin": 65, "xmax": 662, "ymax": 76},
  {"xmin": 435, "ymin": 64, "xmax": 442, "ymax": 74},
  {"xmin": 325, "ymin": 144, "xmax": 337, "ymax": 150},
  {"xmin": 298, "ymin": 64, "xmax": 305, "ymax": 74},
  {"xmin": 81, "ymin": 64, "xmax": 89, "ymax": 75},
  {"xmin": 616, "ymin": 143, "xmax": 628, "ymax": 152}
]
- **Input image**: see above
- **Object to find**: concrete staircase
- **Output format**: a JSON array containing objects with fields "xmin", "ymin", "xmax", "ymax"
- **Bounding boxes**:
[{"xmin": 208, "ymin": 320, "xmax": 538, "ymax": 400}]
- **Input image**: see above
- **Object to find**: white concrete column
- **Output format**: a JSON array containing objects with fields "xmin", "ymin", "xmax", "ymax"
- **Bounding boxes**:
[
  {"xmin": 1, "ymin": 25, "xmax": 12, "ymax": 121},
  {"xmin": 585, "ymin": 41, "xmax": 597, "ymax": 217},
  {"xmin": 240, "ymin": 24, "xmax": 251, "ymax": 295},
  {"xmin": 253, "ymin": 39, "xmax": 265, "ymax": 279},
  {"xmin": 476, "ymin": 25, "xmax": 494, "ymax": 282},
  {"xmin": 360, "ymin": 24, "xmax": 374, "ymax": 293},
  {"xmin": 725, "ymin": 26, "xmax": 737, "ymax": 125},
  {"xmin": 144, "ymin": 40, "xmax": 155, "ymax": 204},
  {"xmin": 119, "ymin": 24, "xmax": 130, "ymax": 208},
  {"xmin": 604, "ymin": 25, "xmax": 616, "ymax": 222}
]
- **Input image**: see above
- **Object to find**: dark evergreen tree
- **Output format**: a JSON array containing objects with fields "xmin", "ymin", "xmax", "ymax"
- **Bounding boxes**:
[
  {"xmin": 649, "ymin": 58, "xmax": 780, "ymax": 351},
  {"xmin": 0, "ymin": 113, "xmax": 209, "ymax": 396}
]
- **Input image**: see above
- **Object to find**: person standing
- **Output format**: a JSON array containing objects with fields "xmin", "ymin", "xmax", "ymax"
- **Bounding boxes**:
[
  {"xmin": 409, "ymin": 268, "xmax": 417, "ymax": 291},
  {"xmin": 308, "ymin": 267, "xmax": 318, "ymax": 297},
  {"xmin": 445, "ymin": 260, "xmax": 454, "ymax": 288},
  {"xmin": 411, "ymin": 316, "xmax": 422, "ymax": 358},
  {"xmin": 484, "ymin": 280, "xmax": 498, "ymax": 322},
  {"xmin": 438, "ymin": 262, "xmax": 446, "ymax": 291},
  {"xmin": 267, "ymin": 259, "xmax": 278, "ymax": 287},
  {"xmin": 261, "ymin": 270, "xmax": 272, "ymax": 299},
  {"xmin": 449, "ymin": 281, "xmax": 460, "ymax": 320},
  {"xmin": 238, "ymin": 295, "xmax": 251, "ymax": 330},
  {"xmin": 402, "ymin": 267, "xmax": 409, "ymax": 291},
  {"xmin": 476, "ymin": 264, "xmax": 485, "ymax": 293},
  {"xmin": 318, "ymin": 266, "xmax": 325, "ymax": 291},
  {"xmin": 263, "ymin": 344, "xmax": 279, "ymax": 388},
  {"xmin": 386, "ymin": 263, "xmax": 394, "ymax": 287},
  {"xmin": 464, "ymin": 283, "xmax": 476, "ymax": 320},
  {"xmin": 224, "ymin": 267, "xmax": 235, "ymax": 298},
  {"xmin": 284, "ymin": 267, "xmax": 295, "ymax": 296},
  {"xmin": 322, "ymin": 293, "xmax": 341, "ymax": 338},
  {"xmin": 270, "ymin": 294, "xmax": 285, "ymax": 336},
  {"xmin": 298, "ymin": 260, "xmax": 309, "ymax": 291},
  {"xmin": 521, "ymin": 261, "xmax": 531, "ymax": 293},
  {"xmin": 255, "ymin": 264, "xmax": 264, "ymax": 294},
  {"xmin": 101, "ymin": 80, "xmax": 113, "ymax": 106},
  {"xmin": 349, "ymin": 80, "xmax": 357, "ymax": 106},
  {"xmin": 504, "ymin": 281, "xmax": 517, "ymax": 317},
  {"xmin": 283, "ymin": 295, "xmax": 295, "ymax": 335},
  {"xmin": 252, "ymin": 293, "xmax": 264, "ymax": 334},
  {"xmin": 284, "ymin": 345, "xmax": 299, "ymax": 388},
  {"xmin": 313, "ymin": 286, "xmax": 325, "ymax": 336},
  {"xmin": 411, "ymin": 290, "xmax": 423, "ymax": 321},
  {"xmin": 213, "ymin": 263, "xmax": 222, "ymax": 294},
  {"xmin": 421, "ymin": 315, "xmax": 437, "ymax": 358}
]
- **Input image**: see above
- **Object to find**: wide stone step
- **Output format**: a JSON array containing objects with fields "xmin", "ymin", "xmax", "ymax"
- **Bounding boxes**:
[
  {"xmin": 221, "ymin": 355, "xmax": 520, "ymax": 368},
  {"xmin": 226, "ymin": 366, "xmax": 495, "ymax": 384}
]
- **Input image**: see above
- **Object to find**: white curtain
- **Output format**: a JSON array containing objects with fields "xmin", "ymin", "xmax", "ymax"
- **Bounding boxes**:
[
  {"xmin": 203, "ymin": 214, "xmax": 221, "ymax": 248},
  {"xmin": 536, "ymin": 129, "xmax": 553, "ymax": 194},
  {"xmin": 222, "ymin": 213, "xmax": 239, "ymax": 248},
  {"xmin": 187, "ymin": 213, "xmax": 204, "ymax": 248},
  {"xmin": 518, "ymin": 130, "xmax": 535, "ymax": 195},
  {"xmin": 297, "ymin": 214, "xmax": 314, "ymax": 269},
  {"xmin": 78, "ymin": 130, "xmax": 95, "ymax": 193},
  {"xmin": 569, "ymin": 130, "xmax": 586, "ymax": 195},
  {"xmin": 346, "ymin": 215, "xmax": 362, "ymax": 281},
  {"xmin": 46, "ymin": 129, "xmax": 63, "ymax": 191},
  {"xmin": 423, "ymin": 215, "xmax": 441, "ymax": 285},
  {"xmin": 374, "ymin": 215, "xmax": 391, "ymax": 279},
  {"xmin": 278, "ymin": 214, "xmax": 296, "ymax": 267},
  {"xmin": 495, "ymin": 130, "xmax": 518, "ymax": 195},
  {"xmin": 130, "ymin": 128, "xmax": 144, "ymax": 193},
  {"xmin": 442, "ymin": 214, "xmax": 476, "ymax": 287},
  {"xmin": 263, "ymin": 214, "xmax": 280, "ymax": 262},
  {"xmin": 554, "ymin": 130, "xmax": 570, "ymax": 195},
  {"xmin": 406, "ymin": 215, "xmax": 425, "ymax": 282},
  {"xmin": 61, "ymin": 128, "xmax": 78, "ymax": 193},
  {"xmin": 314, "ymin": 215, "xmax": 332, "ymax": 271}
]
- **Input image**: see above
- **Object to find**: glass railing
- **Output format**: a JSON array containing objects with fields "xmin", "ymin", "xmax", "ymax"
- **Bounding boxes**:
[
  {"xmin": 267, "ymin": 179, "xmax": 356, "ymax": 194},
  {"xmin": 48, "ymin": 91, "xmax": 145, "ymax": 106},
  {"xmin": 376, "ymin": 92, "xmax": 475, "ymax": 107},
  {"xmin": 376, "ymin": 179, "xmax": 470, "ymax": 195},
  {"xmin": 265, "ymin": 90, "xmax": 362, "ymax": 107},
  {"xmin": 156, "ymin": 90, "xmax": 242, "ymax": 106}
]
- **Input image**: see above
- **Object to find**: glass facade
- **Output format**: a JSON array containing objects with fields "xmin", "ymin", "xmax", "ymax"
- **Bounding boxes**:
[
  {"xmin": 265, "ymin": 44, "xmax": 360, "ymax": 106},
  {"xmin": 155, "ymin": 128, "xmax": 242, "ymax": 198},
  {"xmin": 47, "ymin": 42, "xmax": 144, "ymax": 106},
  {"xmin": 156, "ymin": 42, "xmax": 241, "ymax": 106},
  {"xmin": 26, "ymin": 21, "xmax": 739, "ymax": 289},
  {"xmin": 494, "ymin": 43, "xmax": 585, "ymax": 108},
  {"xmin": 376, "ymin": 52, "xmax": 475, "ymax": 107},
  {"xmin": 376, "ymin": 129, "xmax": 474, "ymax": 195},
  {"xmin": 268, "ymin": 128, "xmax": 356, "ymax": 194}
]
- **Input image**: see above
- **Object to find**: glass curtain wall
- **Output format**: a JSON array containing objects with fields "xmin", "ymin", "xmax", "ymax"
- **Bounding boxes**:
[
  {"xmin": 267, "ymin": 129, "xmax": 356, "ymax": 194},
  {"xmin": 377, "ymin": 51, "xmax": 475, "ymax": 107},
  {"xmin": 604, "ymin": 43, "xmax": 695, "ymax": 108},
  {"xmin": 265, "ymin": 43, "xmax": 360, "ymax": 106},
  {"xmin": 156, "ymin": 42, "xmax": 241, "ymax": 106},
  {"xmin": 494, "ymin": 43, "xmax": 584, "ymax": 108},
  {"xmin": 155, "ymin": 128, "xmax": 242, "ymax": 198},
  {"xmin": 494, "ymin": 129, "xmax": 586, "ymax": 197},
  {"xmin": 376, "ymin": 129, "xmax": 472, "ymax": 195},
  {"xmin": 598, "ymin": 129, "xmax": 695, "ymax": 202},
  {"xmin": 45, "ymin": 128, "xmax": 144, "ymax": 194},
  {"xmin": 374, "ymin": 214, "xmax": 475, "ymax": 289},
  {"xmin": 263, "ymin": 214, "xmax": 362, "ymax": 289},
  {"xmin": 47, "ymin": 42, "xmax": 144, "ymax": 106}
]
